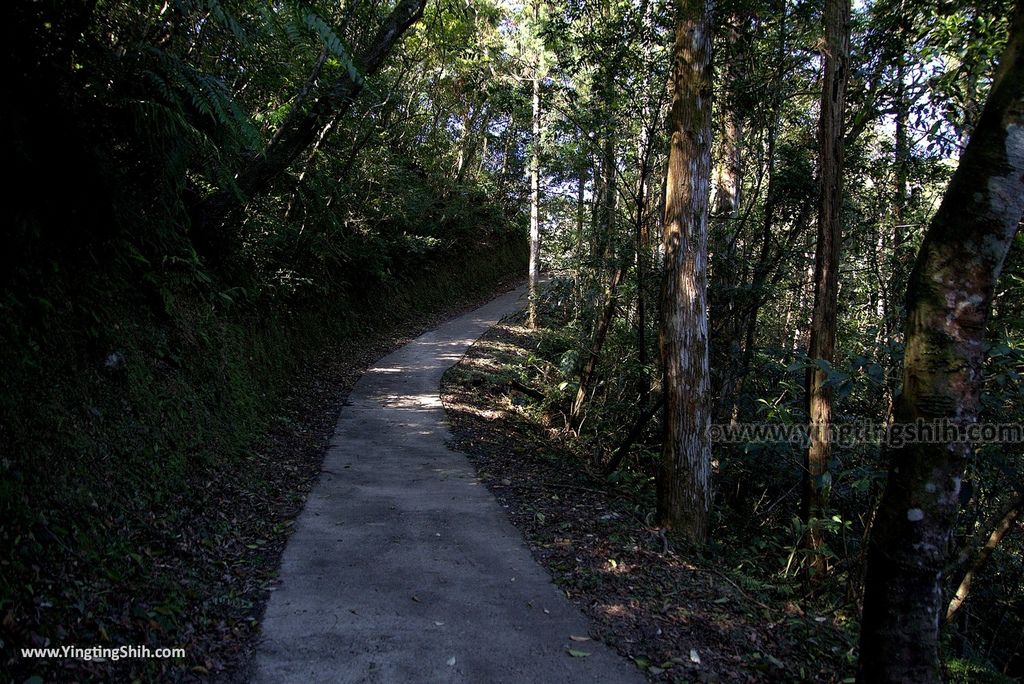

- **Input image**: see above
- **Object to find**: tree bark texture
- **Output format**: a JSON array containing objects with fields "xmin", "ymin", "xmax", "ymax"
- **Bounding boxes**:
[
  {"xmin": 802, "ymin": 0, "xmax": 850, "ymax": 574},
  {"xmin": 858, "ymin": 4, "xmax": 1024, "ymax": 680},
  {"xmin": 656, "ymin": 0, "xmax": 714, "ymax": 543}
]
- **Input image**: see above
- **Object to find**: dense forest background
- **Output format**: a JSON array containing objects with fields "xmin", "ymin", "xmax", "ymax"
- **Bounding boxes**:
[{"xmin": 1, "ymin": 0, "xmax": 1023, "ymax": 681}]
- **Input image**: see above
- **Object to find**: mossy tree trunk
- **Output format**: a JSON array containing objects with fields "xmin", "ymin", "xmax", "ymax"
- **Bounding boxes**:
[{"xmin": 857, "ymin": 4, "xmax": 1024, "ymax": 680}]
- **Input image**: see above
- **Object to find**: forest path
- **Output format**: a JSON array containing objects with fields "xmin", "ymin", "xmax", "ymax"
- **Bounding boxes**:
[{"xmin": 252, "ymin": 284, "xmax": 642, "ymax": 683}]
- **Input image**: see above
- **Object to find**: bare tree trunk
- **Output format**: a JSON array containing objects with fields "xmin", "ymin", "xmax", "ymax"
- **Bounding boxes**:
[
  {"xmin": 636, "ymin": 197, "xmax": 650, "ymax": 406},
  {"xmin": 634, "ymin": 0, "xmax": 660, "ymax": 410},
  {"xmin": 733, "ymin": 5, "xmax": 789, "ymax": 404},
  {"xmin": 802, "ymin": 0, "xmax": 850, "ymax": 575},
  {"xmin": 635, "ymin": 106, "xmax": 659, "ymax": 409},
  {"xmin": 528, "ymin": 70, "xmax": 541, "ymax": 329},
  {"xmin": 713, "ymin": 116, "xmax": 743, "ymax": 221},
  {"xmin": 455, "ymin": 101, "xmax": 488, "ymax": 185},
  {"xmin": 890, "ymin": 49, "xmax": 911, "ymax": 332},
  {"xmin": 708, "ymin": 16, "xmax": 744, "ymax": 421},
  {"xmin": 601, "ymin": 135, "xmax": 617, "ymax": 261},
  {"xmin": 881, "ymin": 39, "xmax": 912, "ymax": 416},
  {"xmin": 857, "ymin": 5, "xmax": 1024, "ymax": 680},
  {"xmin": 656, "ymin": 0, "xmax": 714, "ymax": 543}
]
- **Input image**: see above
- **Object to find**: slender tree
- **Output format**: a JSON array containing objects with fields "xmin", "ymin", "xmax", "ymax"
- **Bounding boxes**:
[
  {"xmin": 529, "ymin": 63, "xmax": 542, "ymax": 328},
  {"xmin": 858, "ymin": 4, "xmax": 1024, "ymax": 680},
  {"xmin": 527, "ymin": 0, "xmax": 545, "ymax": 329},
  {"xmin": 657, "ymin": 0, "xmax": 715, "ymax": 542},
  {"xmin": 802, "ymin": 0, "xmax": 850, "ymax": 574}
]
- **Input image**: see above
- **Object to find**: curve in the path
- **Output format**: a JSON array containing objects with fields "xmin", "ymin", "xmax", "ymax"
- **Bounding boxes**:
[{"xmin": 252, "ymin": 285, "xmax": 642, "ymax": 683}]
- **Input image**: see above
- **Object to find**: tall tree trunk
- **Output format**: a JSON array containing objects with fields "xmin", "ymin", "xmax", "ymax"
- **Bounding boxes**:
[
  {"xmin": 601, "ymin": 135, "xmax": 617, "ymax": 262},
  {"xmin": 189, "ymin": 0, "xmax": 427, "ymax": 262},
  {"xmin": 455, "ymin": 101, "xmax": 488, "ymax": 185},
  {"xmin": 882, "ymin": 31, "xmax": 912, "ymax": 416},
  {"xmin": 635, "ymin": 0, "xmax": 659, "ymax": 410},
  {"xmin": 528, "ymin": 69, "xmax": 542, "ymax": 329},
  {"xmin": 713, "ymin": 115, "xmax": 743, "ymax": 221},
  {"xmin": 656, "ymin": 0, "xmax": 714, "ymax": 543},
  {"xmin": 636, "ymin": 176, "xmax": 650, "ymax": 407},
  {"xmin": 708, "ymin": 18, "xmax": 744, "ymax": 421},
  {"xmin": 802, "ymin": 0, "xmax": 850, "ymax": 575},
  {"xmin": 575, "ymin": 164, "xmax": 588, "ymax": 312},
  {"xmin": 733, "ymin": 2, "xmax": 789, "ymax": 406},
  {"xmin": 635, "ymin": 103, "xmax": 660, "ymax": 409},
  {"xmin": 857, "ymin": 5, "xmax": 1024, "ymax": 680},
  {"xmin": 890, "ymin": 49, "xmax": 911, "ymax": 320},
  {"xmin": 710, "ymin": 112, "xmax": 743, "ymax": 419}
]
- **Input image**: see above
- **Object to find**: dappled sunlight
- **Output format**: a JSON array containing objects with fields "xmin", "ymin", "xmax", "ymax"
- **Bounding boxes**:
[
  {"xmin": 602, "ymin": 603, "xmax": 629, "ymax": 618},
  {"xmin": 378, "ymin": 392, "xmax": 444, "ymax": 409},
  {"xmin": 460, "ymin": 356, "xmax": 506, "ymax": 374},
  {"xmin": 442, "ymin": 397, "xmax": 509, "ymax": 422},
  {"xmin": 480, "ymin": 339, "xmax": 531, "ymax": 357},
  {"xmin": 603, "ymin": 558, "xmax": 632, "ymax": 575}
]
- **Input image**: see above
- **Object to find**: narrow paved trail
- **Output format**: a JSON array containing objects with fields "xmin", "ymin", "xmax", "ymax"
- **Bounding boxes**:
[{"xmin": 252, "ymin": 285, "xmax": 641, "ymax": 683}]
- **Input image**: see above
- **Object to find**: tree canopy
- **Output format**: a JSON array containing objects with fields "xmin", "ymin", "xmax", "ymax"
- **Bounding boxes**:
[{"xmin": 2, "ymin": 0, "xmax": 1023, "ymax": 680}]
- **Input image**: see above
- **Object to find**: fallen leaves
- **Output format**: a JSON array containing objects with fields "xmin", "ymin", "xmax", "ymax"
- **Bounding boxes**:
[{"xmin": 440, "ymin": 314, "xmax": 856, "ymax": 683}]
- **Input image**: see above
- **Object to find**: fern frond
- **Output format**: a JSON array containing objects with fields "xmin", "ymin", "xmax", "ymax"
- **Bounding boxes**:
[{"xmin": 303, "ymin": 12, "xmax": 362, "ymax": 83}]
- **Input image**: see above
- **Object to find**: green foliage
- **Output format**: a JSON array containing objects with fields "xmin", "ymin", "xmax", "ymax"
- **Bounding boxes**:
[
  {"xmin": 4, "ymin": 0, "xmax": 1023, "ymax": 677},
  {"xmin": 945, "ymin": 658, "xmax": 1016, "ymax": 684},
  {"xmin": 1, "ymin": 0, "xmax": 529, "ymax": 678}
]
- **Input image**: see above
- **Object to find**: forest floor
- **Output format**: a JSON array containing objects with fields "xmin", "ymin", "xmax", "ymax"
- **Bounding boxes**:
[{"xmin": 441, "ymin": 309, "xmax": 858, "ymax": 683}]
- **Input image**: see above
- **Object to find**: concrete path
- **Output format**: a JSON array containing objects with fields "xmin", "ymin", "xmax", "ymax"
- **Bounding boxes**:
[{"xmin": 252, "ymin": 285, "xmax": 642, "ymax": 683}]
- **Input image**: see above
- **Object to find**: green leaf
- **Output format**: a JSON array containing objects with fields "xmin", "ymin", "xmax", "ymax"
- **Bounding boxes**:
[{"xmin": 568, "ymin": 649, "xmax": 591, "ymax": 657}]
